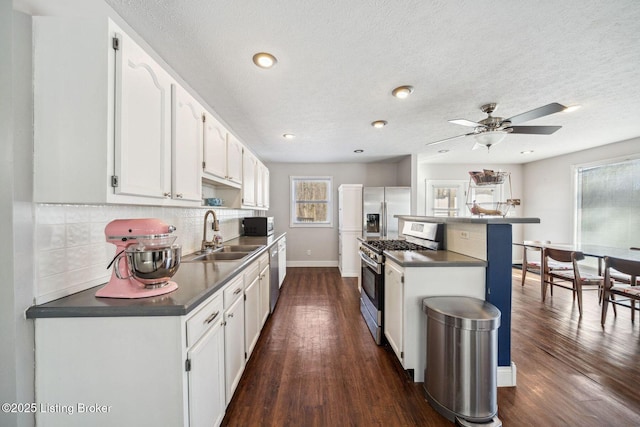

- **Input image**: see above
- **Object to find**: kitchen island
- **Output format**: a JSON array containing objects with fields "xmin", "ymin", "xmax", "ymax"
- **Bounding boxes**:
[
  {"xmin": 396, "ymin": 215, "xmax": 540, "ymax": 387},
  {"xmin": 26, "ymin": 233, "xmax": 285, "ymax": 427}
]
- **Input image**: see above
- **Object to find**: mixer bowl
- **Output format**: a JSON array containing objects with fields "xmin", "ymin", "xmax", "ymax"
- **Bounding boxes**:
[{"xmin": 125, "ymin": 245, "xmax": 181, "ymax": 285}]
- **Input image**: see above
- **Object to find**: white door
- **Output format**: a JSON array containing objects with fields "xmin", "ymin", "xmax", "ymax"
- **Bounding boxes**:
[
  {"xmin": 384, "ymin": 261, "xmax": 404, "ymax": 363},
  {"xmin": 187, "ymin": 318, "xmax": 225, "ymax": 427},
  {"xmin": 256, "ymin": 162, "xmax": 265, "ymax": 207},
  {"xmin": 171, "ymin": 84, "xmax": 203, "ymax": 202},
  {"xmin": 226, "ymin": 134, "xmax": 243, "ymax": 185},
  {"xmin": 259, "ymin": 264, "xmax": 270, "ymax": 327},
  {"xmin": 242, "ymin": 152, "xmax": 257, "ymax": 207},
  {"xmin": 224, "ymin": 295, "xmax": 245, "ymax": 404},
  {"xmin": 244, "ymin": 275, "xmax": 260, "ymax": 359},
  {"xmin": 203, "ymin": 112, "xmax": 228, "ymax": 181},
  {"xmin": 114, "ymin": 30, "xmax": 172, "ymax": 199},
  {"xmin": 263, "ymin": 167, "xmax": 270, "ymax": 209}
]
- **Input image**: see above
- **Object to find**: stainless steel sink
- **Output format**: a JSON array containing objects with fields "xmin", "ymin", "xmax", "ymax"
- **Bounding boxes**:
[
  {"xmin": 182, "ymin": 244, "xmax": 264, "ymax": 263},
  {"xmin": 220, "ymin": 245, "xmax": 264, "ymax": 253},
  {"xmin": 182, "ymin": 252, "xmax": 249, "ymax": 262}
]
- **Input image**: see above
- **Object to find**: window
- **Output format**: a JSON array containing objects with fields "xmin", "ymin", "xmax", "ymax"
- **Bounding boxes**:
[
  {"xmin": 575, "ymin": 156, "xmax": 640, "ymax": 247},
  {"xmin": 290, "ymin": 176, "xmax": 333, "ymax": 227}
]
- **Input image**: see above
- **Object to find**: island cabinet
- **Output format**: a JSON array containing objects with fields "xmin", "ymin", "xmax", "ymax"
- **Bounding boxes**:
[{"xmin": 383, "ymin": 257, "xmax": 486, "ymax": 382}]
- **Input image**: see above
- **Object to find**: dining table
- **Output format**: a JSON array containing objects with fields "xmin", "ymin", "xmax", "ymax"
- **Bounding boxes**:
[{"xmin": 514, "ymin": 242, "xmax": 640, "ymax": 289}]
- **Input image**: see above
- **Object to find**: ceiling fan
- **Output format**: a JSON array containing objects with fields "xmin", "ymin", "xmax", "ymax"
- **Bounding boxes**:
[{"xmin": 427, "ymin": 102, "xmax": 567, "ymax": 151}]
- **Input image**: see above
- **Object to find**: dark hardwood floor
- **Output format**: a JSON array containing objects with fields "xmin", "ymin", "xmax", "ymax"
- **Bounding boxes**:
[{"xmin": 222, "ymin": 267, "xmax": 640, "ymax": 426}]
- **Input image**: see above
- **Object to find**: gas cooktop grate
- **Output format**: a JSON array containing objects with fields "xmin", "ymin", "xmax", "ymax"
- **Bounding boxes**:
[{"xmin": 364, "ymin": 240, "xmax": 426, "ymax": 251}]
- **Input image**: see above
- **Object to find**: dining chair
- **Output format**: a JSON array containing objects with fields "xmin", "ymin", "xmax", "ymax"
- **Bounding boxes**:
[
  {"xmin": 542, "ymin": 247, "xmax": 604, "ymax": 317},
  {"xmin": 521, "ymin": 241, "xmax": 571, "ymax": 287},
  {"xmin": 601, "ymin": 256, "xmax": 640, "ymax": 325}
]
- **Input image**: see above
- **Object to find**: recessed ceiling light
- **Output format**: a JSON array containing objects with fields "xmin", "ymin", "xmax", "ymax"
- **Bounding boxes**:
[
  {"xmin": 354, "ymin": 149, "xmax": 364, "ymax": 153},
  {"xmin": 371, "ymin": 120, "xmax": 388, "ymax": 128},
  {"xmin": 438, "ymin": 149, "xmax": 449, "ymax": 154},
  {"xmin": 283, "ymin": 133, "xmax": 295, "ymax": 140},
  {"xmin": 252, "ymin": 52, "xmax": 277, "ymax": 69},
  {"xmin": 521, "ymin": 150, "xmax": 534, "ymax": 155},
  {"xmin": 391, "ymin": 85, "xmax": 414, "ymax": 99},
  {"xmin": 563, "ymin": 105, "xmax": 581, "ymax": 113}
]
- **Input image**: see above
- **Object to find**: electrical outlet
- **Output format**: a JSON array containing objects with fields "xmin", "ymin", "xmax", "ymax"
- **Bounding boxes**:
[
  {"xmin": 306, "ymin": 249, "xmax": 311, "ymax": 256},
  {"xmin": 460, "ymin": 231, "xmax": 470, "ymax": 239}
]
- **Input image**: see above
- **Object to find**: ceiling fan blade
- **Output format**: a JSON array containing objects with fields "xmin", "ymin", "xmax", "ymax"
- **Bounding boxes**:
[
  {"xmin": 449, "ymin": 119, "xmax": 483, "ymax": 127},
  {"xmin": 425, "ymin": 132, "xmax": 475, "ymax": 147},
  {"xmin": 508, "ymin": 125, "xmax": 562, "ymax": 135},
  {"xmin": 506, "ymin": 103, "xmax": 567, "ymax": 125}
]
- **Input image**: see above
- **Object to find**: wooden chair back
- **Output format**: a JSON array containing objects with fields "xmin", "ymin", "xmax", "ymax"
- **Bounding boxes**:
[{"xmin": 603, "ymin": 256, "xmax": 640, "ymax": 289}]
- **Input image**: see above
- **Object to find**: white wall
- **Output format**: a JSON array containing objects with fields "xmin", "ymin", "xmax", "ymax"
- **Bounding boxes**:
[
  {"xmin": 521, "ymin": 137, "xmax": 640, "ymax": 243},
  {"xmin": 266, "ymin": 162, "xmax": 403, "ymax": 266}
]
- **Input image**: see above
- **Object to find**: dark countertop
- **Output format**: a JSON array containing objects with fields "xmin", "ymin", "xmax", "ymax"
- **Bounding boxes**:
[
  {"xmin": 384, "ymin": 250, "xmax": 487, "ymax": 267},
  {"xmin": 26, "ymin": 233, "xmax": 286, "ymax": 319},
  {"xmin": 395, "ymin": 215, "xmax": 540, "ymax": 224}
]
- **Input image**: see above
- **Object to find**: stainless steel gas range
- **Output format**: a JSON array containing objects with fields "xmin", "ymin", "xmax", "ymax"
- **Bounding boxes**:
[{"xmin": 358, "ymin": 221, "xmax": 444, "ymax": 344}]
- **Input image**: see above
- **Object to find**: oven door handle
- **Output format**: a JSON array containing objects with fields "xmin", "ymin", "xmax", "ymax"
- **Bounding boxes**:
[{"xmin": 359, "ymin": 251, "xmax": 382, "ymax": 274}]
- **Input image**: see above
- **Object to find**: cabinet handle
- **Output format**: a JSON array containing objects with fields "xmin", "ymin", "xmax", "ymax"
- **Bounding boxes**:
[
  {"xmin": 204, "ymin": 311, "xmax": 220, "ymax": 325},
  {"xmin": 176, "ymin": 193, "xmax": 183, "ymax": 199},
  {"xmin": 164, "ymin": 192, "xmax": 172, "ymax": 198},
  {"xmin": 227, "ymin": 313, "xmax": 234, "ymax": 318},
  {"xmin": 233, "ymin": 288, "xmax": 242, "ymax": 295}
]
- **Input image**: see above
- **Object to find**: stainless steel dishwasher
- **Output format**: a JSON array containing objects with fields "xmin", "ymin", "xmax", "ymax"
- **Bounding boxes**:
[{"xmin": 269, "ymin": 245, "xmax": 279, "ymax": 312}]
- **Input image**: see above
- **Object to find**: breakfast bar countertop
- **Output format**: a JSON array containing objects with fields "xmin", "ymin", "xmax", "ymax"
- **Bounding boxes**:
[{"xmin": 25, "ymin": 233, "xmax": 286, "ymax": 319}]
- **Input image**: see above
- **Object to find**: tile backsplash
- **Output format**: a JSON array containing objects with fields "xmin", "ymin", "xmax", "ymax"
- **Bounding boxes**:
[{"xmin": 35, "ymin": 204, "xmax": 259, "ymax": 304}]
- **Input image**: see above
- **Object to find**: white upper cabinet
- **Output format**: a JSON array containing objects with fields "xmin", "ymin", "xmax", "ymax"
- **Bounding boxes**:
[
  {"xmin": 242, "ymin": 151, "xmax": 257, "ymax": 207},
  {"xmin": 203, "ymin": 113, "xmax": 228, "ymax": 181},
  {"xmin": 113, "ymin": 28, "xmax": 174, "ymax": 200},
  {"xmin": 171, "ymin": 84, "xmax": 203, "ymax": 202},
  {"xmin": 203, "ymin": 114, "xmax": 243, "ymax": 188},
  {"xmin": 226, "ymin": 134, "xmax": 243, "ymax": 186}
]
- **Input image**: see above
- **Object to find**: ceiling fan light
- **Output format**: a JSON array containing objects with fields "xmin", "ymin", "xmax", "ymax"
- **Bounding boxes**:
[
  {"xmin": 391, "ymin": 85, "xmax": 414, "ymax": 99},
  {"xmin": 474, "ymin": 130, "xmax": 508, "ymax": 148},
  {"xmin": 563, "ymin": 105, "xmax": 581, "ymax": 113}
]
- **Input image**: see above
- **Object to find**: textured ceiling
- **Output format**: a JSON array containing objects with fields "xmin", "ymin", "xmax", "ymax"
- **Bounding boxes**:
[{"xmin": 102, "ymin": 0, "xmax": 640, "ymax": 164}]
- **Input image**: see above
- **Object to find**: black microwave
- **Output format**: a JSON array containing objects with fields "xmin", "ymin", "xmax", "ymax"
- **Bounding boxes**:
[{"xmin": 243, "ymin": 217, "xmax": 274, "ymax": 236}]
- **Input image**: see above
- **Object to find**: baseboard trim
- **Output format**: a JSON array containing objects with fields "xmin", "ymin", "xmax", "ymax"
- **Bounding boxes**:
[
  {"xmin": 497, "ymin": 362, "xmax": 517, "ymax": 387},
  {"xmin": 287, "ymin": 261, "xmax": 339, "ymax": 268}
]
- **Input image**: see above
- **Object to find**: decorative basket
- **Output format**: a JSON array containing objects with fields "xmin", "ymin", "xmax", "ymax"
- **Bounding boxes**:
[{"xmin": 469, "ymin": 170, "xmax": 509, "ymax": 186}]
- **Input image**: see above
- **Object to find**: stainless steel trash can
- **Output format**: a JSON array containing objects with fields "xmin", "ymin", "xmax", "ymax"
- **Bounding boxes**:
[{"xmin": 422, "ymin": 296, "xmax": 501, "ymax": 426}]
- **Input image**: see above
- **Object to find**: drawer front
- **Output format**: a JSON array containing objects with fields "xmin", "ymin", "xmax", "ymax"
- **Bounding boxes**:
[
  {"xmin": 224, "ymin": 275, "xmax": 244, "ymax": 309},
  {"xmin": 186, "ymin": 293, "xmax": 223, "ymax": 347},
  {"xmin": 244, "ymin": 261, "xmax": 260, "ymax": 287}
]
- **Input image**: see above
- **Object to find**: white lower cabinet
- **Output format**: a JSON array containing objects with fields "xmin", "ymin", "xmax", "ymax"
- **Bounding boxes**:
[
  {"xmin": 383, "ymin": 259, "xmax": 486, "ymax": 382},
  {"xmin": 259, "ymin": 262, "xmax": 270, "ymax": 326},
  {"xmin": 223, "ymin": 276, "xmax": 246, "ymax": 405},
  {"xmin": 244, "ymin": 262, "xmax": 261, "ymax": 360},
  {"xmin": 187, "ymin": 294, "xmax": 225, "ymax": 427}
]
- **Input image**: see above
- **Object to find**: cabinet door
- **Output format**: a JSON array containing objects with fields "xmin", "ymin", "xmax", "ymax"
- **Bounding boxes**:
[
  {"xmin": 263, "ymin": 167, "xmax": 270, "ymax": 209},
  {"xmin": 256, "ymin": 162, "xmax": 265, "ymax": 207},
  {"xmin": 203, "ymin": 112, "xmax": 228, "ymax": 181},
  {"xmin": 187, "ymin": 318, "xmax": 225, "ymax": 427},
  {"xmin": 226, "ymin": 134, "xmax": 243, "ymax": 185},
  {"xmin": 244, "ymin": 276, "xmax": 260, "ymax": 360},
  {"xmin": 384, "ymin": 262, "xmax": 404, "ymax": 363},
  {"xmin": 114, "ymin": 30, "xmax": 172, "ymax": 199},
  {"xmin": 242, "ymin": 151, "xmax": 257, "ymax": 207},
  {"xmin": 172, "ymin": 84, "xmax": 203, "ymax": 202},
  {"xmin": 224, "ymin": 295, "xmax": 245, "ymax": 404},
  {"xmin": 259, "ymin": 264, "xmax": 270, "ymax": 327}
]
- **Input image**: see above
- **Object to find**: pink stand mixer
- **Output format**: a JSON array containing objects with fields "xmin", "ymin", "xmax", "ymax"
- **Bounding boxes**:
[{"xmin": 96, "ymin": 218, "xmax": 181, "ymax": 298}]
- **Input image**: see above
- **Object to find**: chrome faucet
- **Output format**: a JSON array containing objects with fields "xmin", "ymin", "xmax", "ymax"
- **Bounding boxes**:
[{"xmin": 201, "ymin": 210, "xmax": 220, "ymax": 252}]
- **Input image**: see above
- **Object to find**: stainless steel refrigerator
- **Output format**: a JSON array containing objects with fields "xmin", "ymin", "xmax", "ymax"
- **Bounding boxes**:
[{"xmin": 363, "ymin": 187, "xmax": 411, "ymax": 239}]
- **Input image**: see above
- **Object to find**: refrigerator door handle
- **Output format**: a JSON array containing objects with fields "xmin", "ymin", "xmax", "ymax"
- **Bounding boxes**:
[
  {"xmin": 383, "ymin": 201, "xmax": 388, "ymax": 238},
  {"xmin": 380, "ymin": 201, "xmax": 385, "ymax": 238}
]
